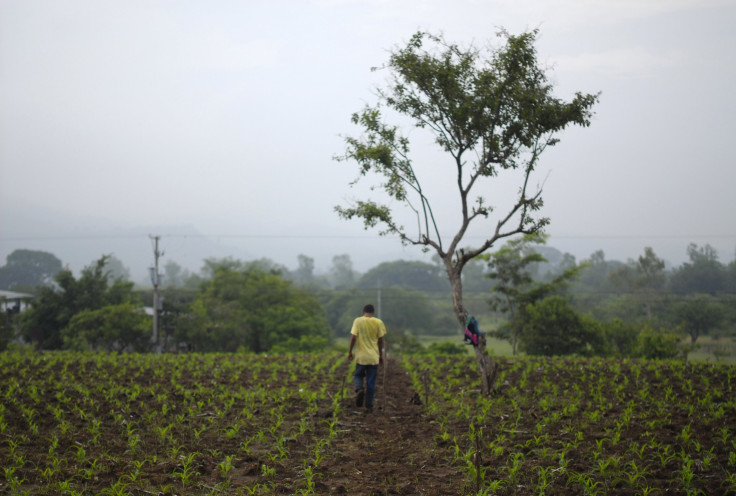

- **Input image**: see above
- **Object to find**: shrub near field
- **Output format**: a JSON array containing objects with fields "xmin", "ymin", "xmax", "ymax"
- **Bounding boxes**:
[{"xmin": 403, "ymin": 355, "xmax": 736, "ymax": 495}]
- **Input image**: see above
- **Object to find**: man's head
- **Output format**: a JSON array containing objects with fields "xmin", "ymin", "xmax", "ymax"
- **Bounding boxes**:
[{"xmin": 362, "ymin": 304, "xmax": 375, "ymax": 315}]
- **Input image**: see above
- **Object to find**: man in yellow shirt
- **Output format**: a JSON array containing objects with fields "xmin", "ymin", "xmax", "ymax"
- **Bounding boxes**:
[{"xmin": 347, "ymin": 304, "xmax": 386, "ymax": 412}]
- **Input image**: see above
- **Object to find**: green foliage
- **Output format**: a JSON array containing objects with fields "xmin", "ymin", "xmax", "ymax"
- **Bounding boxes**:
[
  {"xmin": 316, "ymin": 288, "xmax": 359, "ymax": 335},
  {"xmin": 329, "ymin": 254, "xmax": 357, "ymax": 289},
  {"xmin": 403, "ymin": 355, "xmax": 736, "ymax": 495},
  {"xmin": 0, "ymin": 315, "xmax": 13, "ymax": 351},
  {"xmin": 61, "ymin": 303, "xmax": 151, "ymax": 352},
  {"xmin": 270, "ymin": 335, "xmax": 330, "ymax": 354},
  {"xmin": 335, "ymin": 29, "xmax": 598, "ymax": 327},
  {"xmin": 634, "ymin": 324, "xmax": 685, "ymax": 359},
  {"xmin": 608, "ymin": 247, "xmax": 666, "ymax": 320},
  {"xmin": 457, "ymin": 257, "xmax": 494, "ymax": 293},
  {"xmin": 426, "ymin": 341, "xmax": 467, "ymax": 355},
  {"xmin": 484, "ymin": 234, "xmax": 585, "ymax": 354},
  {"xmin": 671, "ymin": 294, "xmax": 725, "ymax": 345},
  {"xmin": 669, "ymin": 243, "xmax": 727, "ymax": 294},
  {"xmin": 104, "ymin": 255, "xmax": 131, "ymax": 282},
  {"xmin": 319, "ymin": 286, "xmax": 454, "ymax": 338},
  {"xmin": 599, "ymin": 318, "xmax": 639, "ymax": 358},
  {"xmin": 356, "ymin": 260, "xmax": 449, "ymax": 292},
  {"xmin": 519, "ymin": 296, "xmax": 604, "ymax": 356},
  {"xmin": 0, "ymin": 351, "xmax": 350, "ymax": 494},
  {"xmin": 290, "ymin": 254, "xmax": 324, "ymax": 288},
  {"xmin": 587, "ymin": 293, "xmax": 649, "ymax": 327},
  {"xmin": 386, "ymin": 329, "xmax": 425, "ymax": 355},
  {"xmin": 0, "ymin": 249, "xmax": 63, "ymax": 291},
  {"xmin": 379, "ymin": 287, "xmax": 452, "ymax": 335},
  {"xmin": 485, "ymin": 234, "xmax": 549, "ymax": 315},
  {"xmin": 5, "ymin": 243, "xmax": 733, "ymax": 361},
  {"xmin": 20, "ymin": 255, "xmax": 140, "ymax": 350},
  {"xmin": 175, "ymin": 265, "xmax": 331, "ymax": 353}
]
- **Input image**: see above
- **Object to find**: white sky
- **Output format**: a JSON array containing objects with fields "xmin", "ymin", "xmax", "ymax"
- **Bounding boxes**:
[{"xmin": 1, "ymin": 0, "xmax": 735, "ymax": 277}]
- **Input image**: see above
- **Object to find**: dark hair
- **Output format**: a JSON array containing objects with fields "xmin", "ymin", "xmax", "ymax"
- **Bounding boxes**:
[{"xmin": 363, "ymin": 304, "xmax": 375, "ymax": 314}]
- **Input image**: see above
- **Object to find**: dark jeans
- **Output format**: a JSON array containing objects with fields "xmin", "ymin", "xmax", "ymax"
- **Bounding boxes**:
[{"xmin": 353, "ymin": 363, "xmax": 379, "ymax": 408}]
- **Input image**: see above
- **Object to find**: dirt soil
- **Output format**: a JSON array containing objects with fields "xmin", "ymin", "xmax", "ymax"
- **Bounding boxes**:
[
  {"xmin": 319, "ymin": 357, "xmax": 463, "ymax": 495},
  {"xmin": 5, "ymin": 353, "xmax": 733, "ymax": 495}
]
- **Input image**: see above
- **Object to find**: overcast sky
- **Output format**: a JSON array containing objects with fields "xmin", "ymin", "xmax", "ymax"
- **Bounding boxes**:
[{"xmin": 1, "ymin": 0, "xmax": 735, "ymax": 278}]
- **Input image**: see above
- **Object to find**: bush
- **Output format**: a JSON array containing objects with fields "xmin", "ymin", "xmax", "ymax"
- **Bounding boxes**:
[
  {"xmin": 270, "ymin": 335, "xmax": 330, "ymax": 353},
  {"xmin": 425, "ymin": 341, "xmax": 467, "ymax": 355},
  {"xmin": 61, "ymin": 303, "xmax": 151, "ymax": 352},
  {"xmin": 634, "ymin": 323, "xmax": 685, "ymax": 359},
  {"xmin": 520, "ymin": 296, "xmax": 604, "ymax": 356},
  {"xmin": 387, "ymin": 329, "xmax": 425, "ymax": 354},
  {"xmin": 0, "ymin": 316, "xmax": 12, "ymax": 351},
  {"xmin": 600, "ymin": 318, "xmax": 640, "ymax": 357}
]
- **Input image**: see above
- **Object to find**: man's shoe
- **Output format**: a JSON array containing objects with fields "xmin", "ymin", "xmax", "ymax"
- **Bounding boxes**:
[{"xmin": 355, "ymin": 389, "xmax": 365, "ymax": 407}]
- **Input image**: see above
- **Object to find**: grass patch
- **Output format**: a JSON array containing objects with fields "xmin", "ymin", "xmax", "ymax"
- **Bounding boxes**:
[{"xmin": 687, "ymin": 336, "xmax": 736, "ymax": 364}]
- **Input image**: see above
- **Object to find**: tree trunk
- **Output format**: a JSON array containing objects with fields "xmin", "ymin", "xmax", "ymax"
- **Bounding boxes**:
[
  {"xmin": 473, "ymin": 334, "xmax": 499, "ymax": 396},
  {"xmin": 447, "ymin": 263, "xmax": 498, "ymax": 396}
]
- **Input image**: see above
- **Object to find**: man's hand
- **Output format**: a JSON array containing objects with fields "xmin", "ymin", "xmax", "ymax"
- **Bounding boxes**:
[{"xmin": 348, "ymin": 334, "xmax": 356, "ymax": 362}]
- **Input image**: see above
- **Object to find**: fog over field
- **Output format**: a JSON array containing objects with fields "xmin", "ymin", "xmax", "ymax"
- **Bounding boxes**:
[{"xmin": 2, "ymin": 0, "xmax": 735, "ymax": 281}]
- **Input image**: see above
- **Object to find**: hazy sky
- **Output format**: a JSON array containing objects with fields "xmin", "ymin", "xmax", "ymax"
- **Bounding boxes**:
[{"xmin": 1, "ymin": 0, "xmax": 735, "ymax": 277}]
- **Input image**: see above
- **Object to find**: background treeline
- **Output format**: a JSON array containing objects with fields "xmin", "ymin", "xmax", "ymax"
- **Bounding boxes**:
[{"xmin": 1, "ymin": 240, "xmax": 735, "ymax": 360}]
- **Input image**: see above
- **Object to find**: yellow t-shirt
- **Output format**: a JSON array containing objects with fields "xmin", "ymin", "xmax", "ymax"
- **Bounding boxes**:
[{"xmin": 350, "ymin": 316, "xmax": 387, "ymax": 365}]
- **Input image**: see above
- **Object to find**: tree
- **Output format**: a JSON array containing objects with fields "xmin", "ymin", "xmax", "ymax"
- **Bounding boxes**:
[
  {"xmin": 519, "ymin": 296, "xmax": 603, "ymax": 356},
  {"xmin": 105, "ymin": 255, "xmax": 131, "ymax": 282},
  {"xmin": 62, "ymin": 303, "xmax": 151, "ymax": 352},
  {"xmin": 457, "ymin": 257, "xmax": 493, "ymax": 293},
  {"xmin": 317, "ymin": 288, "xmax": 360, "ymax": 336},
  {"xmin": 335, "ymin": 30, "xmax": 598, "ymax": 394},
  {"xmin": 669, "ymin": 243, "xmax": 726, "ymax": 295},
  {"xmin": 671, "ymin": 294, "xmax": 724, "ymax": 345},
  {"xmin": 163, "ymin": 260, "xmax": 194, "ymax": 288},
  {"xmin": 0, "ymin": 249, "xmax": 63, "ymax": 290},
  {"xmin": 158, "ymin": 286, "xmax": 198, "ymax": 350},
  {"xmin": 634, "ymin": 323, "xmax": 684, "ymax": 359},
  {"xmin": 321, "ymin": 286, "xmax": 452, "ymax": 339},
  {"xmin": 372, "ymin": 287, "xmax": 441, "ymax": 334},
  {"xmin": 609, "ymin": 247, "xmax": 666, "ymax": 320},
  {"xmin": 579, "ymin": 251, "xmax": 622, "ymax": 288},
  {"xmin": 176, "ymin": 265, "xmax": 331, "ymax": 353},
  {"xmin": 727, "ymin": 258, "xmax": 736, "ymax": 293},
  {"xmin": 20, "ymin": 255, "xmax": 139, "ymax": 349},
  {"xmin": 484, "ymin": 234, "xmax": 583, "ymax": 354},
  {"xmin": 329, "ymin": 254, "xmax": 357, "ymax": 289},
  {"xmin": 0, "ymin": 315, "xmax": 13, "ymax": 351},
  {"xmin": 526, "ymin": 245, "xmax": 568, "ymax": 280},
  {"xmin": 356, "ymin": 260, "xmax": 448, "ymax": 292},
  {"xmin": 599, "ymin": 318, "xmax": 639, "ymax": 358},
  {"xmin": 292, "ymin": 254, "xmax": 316, "ymax": 286},
  {"xmin": 485, "ymin": 234, "xmax": 545, "ymax": 354}
]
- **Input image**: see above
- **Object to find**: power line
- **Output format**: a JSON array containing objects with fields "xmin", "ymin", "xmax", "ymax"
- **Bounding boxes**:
[
  {"xmin": 2, "ymin": 233, "xmax": 735, "ymax": 242},
  {"xmin": 548, "ymin": 234, "xmax": 736, "ymax": 240},
  {"xmin": 0, "ymin": 234, "xmax": 391, "ymax": 242}
]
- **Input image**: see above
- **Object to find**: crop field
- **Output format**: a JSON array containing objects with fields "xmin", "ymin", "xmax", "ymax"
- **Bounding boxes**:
[{"xmin": 1, "ymin": 351, "xmax": 735, "ymax": 495}]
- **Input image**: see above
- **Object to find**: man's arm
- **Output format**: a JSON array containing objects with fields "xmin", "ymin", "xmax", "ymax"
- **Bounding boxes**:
[
  {"xmin": 377, "ymin": 336, "xmax": 384, "ymax": 365},
  {"xmin": 347, "ymin": 335, "xmax": 357, "ymax": 361}
]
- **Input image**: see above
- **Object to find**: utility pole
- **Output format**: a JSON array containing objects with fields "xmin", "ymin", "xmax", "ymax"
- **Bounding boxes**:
[{"xmin": 149, "ymin": 235, "xmax": 163, "ymax": 351}]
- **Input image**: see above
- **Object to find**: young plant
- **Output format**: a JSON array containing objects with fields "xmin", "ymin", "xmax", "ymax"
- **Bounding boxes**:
[
  {"xmin": 218, "ymin": 454, "xmax": 236, "ymax": 477},
  {"xmin": 173, "ymin": 452, "xmax": 199, "ymax": 486}
]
